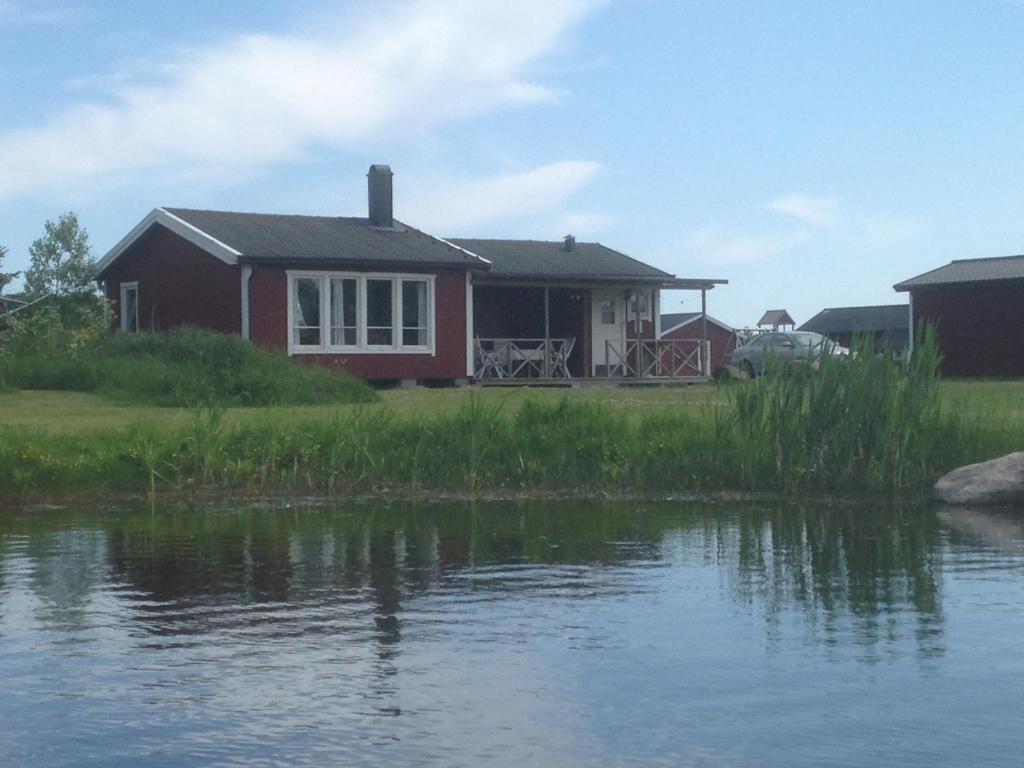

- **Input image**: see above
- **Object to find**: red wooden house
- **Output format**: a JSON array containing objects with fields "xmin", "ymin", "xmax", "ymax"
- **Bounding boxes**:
[
  {"xmin": 96, "ymin": 165, "xmax": 727, "ymax": 384},
  {"xmin": 895, "ymin": 255, "xmax": 1024, "ymax": 376}
]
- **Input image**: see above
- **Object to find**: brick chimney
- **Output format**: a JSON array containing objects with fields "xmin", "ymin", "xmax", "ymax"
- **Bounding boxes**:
[{"xmin": 368, "ymin": 164, "xmax": 393, "ymax": 228}]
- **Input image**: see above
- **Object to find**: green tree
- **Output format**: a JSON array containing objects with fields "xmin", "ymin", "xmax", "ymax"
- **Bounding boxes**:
[
  {"xmin": 0, "ymin": 243, "xmax": 18, "ymax": 296},
  {"xmin": 23, "ymin": 212, "xmax": 96, "ymax": 298}
]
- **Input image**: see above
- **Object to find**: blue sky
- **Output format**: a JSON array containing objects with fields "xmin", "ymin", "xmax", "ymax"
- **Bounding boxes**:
[{"xmin": 3, "ymin": 0, "xmax": 1024, "ymax": 327}]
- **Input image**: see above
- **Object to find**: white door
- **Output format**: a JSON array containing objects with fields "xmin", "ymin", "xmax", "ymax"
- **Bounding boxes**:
[{"xmin": 591, "ymin": 291, "xmax": 624, "ymax": 376}]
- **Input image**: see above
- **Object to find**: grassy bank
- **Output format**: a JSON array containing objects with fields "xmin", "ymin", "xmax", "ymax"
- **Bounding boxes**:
[
  {"xmin": 0, "ymin": 327, "xmax": 376, "ymax": 407},
  {"xmin": 0, "ymin": 357, "xmax": 1017, "ymax": 501}
]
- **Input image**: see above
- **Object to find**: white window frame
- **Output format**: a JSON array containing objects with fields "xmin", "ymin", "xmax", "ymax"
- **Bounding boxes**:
[
  {"xmin": 120, "ymin": 281, "xmax": 139, "ymax": 333},
  {"xmin": 628, "ymin": 290, "xmax": 652, "ymax": 321},
  {"xmin": 286, "ymin": 270, "xmax": 435, "ymax": 355}
]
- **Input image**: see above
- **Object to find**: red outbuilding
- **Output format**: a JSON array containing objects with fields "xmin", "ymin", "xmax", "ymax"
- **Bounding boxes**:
[
  {"xmin": 895, "ymin": 255, "xmax": 1024, "ymax": 376},
  {"xmin": 658, "ymin": 312, "xmax": 737, "ymax": 377},
  {"xmin": 96, "ymin": 165, "xmax": 728, "ymax": 384}
]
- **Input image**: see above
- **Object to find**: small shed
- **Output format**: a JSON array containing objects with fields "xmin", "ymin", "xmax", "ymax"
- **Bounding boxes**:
[
  {"xmin": 798, "ymin": 304, "xmax": 909, "ymax": 352},
  {"xmin": 757, "ymin": 309, "xmax": 795, "ymax": 331},
  {"xmin": 659, "ymin": 312, "xmax": 737, "ymax": 376},
  {"xmin": 895, "ymin": 255, "xmax": 1024, "ymax": 376}
]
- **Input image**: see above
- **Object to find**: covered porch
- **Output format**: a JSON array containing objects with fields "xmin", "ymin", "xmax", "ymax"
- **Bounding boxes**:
[{"xmin": 470, "ymin": 278, "xmax": 724, "ymax": 382}]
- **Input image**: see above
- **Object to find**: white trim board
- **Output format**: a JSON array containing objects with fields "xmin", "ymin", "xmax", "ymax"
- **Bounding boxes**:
[{"xmin": 95, "ymin": 208, "xmax": 241, "ymax": 275}]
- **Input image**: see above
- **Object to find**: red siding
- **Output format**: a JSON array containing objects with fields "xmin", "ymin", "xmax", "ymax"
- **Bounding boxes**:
[
  {"xmin": 661, "ymin": 319, "xmax": 736, "ymax": 374},
  {"xmin": 250, "ymin": 265, "xmax": 468, "ymax": 381},
  {"xmin": 103, "ymin": 225, "xmax": 241, "ymax": 334},
  {"xmin": 912, "ymin": 281, "xmax": 1024, "ymax": 376}
]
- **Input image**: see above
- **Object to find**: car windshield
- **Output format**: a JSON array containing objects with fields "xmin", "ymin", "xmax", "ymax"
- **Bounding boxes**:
[{"xmin": 789, "ymin": 332, "xmax": 824, "ymax": 347}]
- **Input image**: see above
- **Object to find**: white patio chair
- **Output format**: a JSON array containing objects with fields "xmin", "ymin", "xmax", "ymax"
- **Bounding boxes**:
[
  {"xmin": 549, "ymin": 337, "xmax": 576, "ymax": 379},
  {"xmin": 508, "ymin": 340, "xmax": 545, "ymax": 378},
  {"xmin": 475, "ymin": 339, "xmax": 506, "ymax": 378}
]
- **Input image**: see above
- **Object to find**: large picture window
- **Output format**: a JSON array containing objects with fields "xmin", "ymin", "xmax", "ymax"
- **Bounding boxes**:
[{"xmin": 287, "ymin": 271, "xmax": 434, "ymax": 354}]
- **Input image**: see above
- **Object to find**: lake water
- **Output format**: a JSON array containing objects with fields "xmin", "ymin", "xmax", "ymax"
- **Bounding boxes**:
[{"xmin": 1, "ymin": 499, "xmax": 1023, "ymax": 767}]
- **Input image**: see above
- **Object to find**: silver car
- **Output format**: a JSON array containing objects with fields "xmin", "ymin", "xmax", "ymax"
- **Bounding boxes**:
[{"xmin": 730, "ymin": 331, "xmax": 848, "ymax": 378}]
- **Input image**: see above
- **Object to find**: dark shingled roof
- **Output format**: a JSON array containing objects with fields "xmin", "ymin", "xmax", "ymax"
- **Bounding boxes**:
[
  {"xmin": 799, "ymin": 304, "xmax": 909, "ymax": 334},
  {"xmin": 164, "ymin": 208, "xmax": 482, "ymax": 267},
  {"xmin": 446, "ymin": 238, "xmax": 675, "ymax": 282},
  {"xmin": 895, "ymin": 254, "xmax": 1024, "ymax": 290}
]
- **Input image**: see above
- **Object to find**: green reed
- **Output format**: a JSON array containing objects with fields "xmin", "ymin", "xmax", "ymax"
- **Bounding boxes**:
[{"xmin": 0, "ymin": 330, "xmax": 1015, "ymax": 499}]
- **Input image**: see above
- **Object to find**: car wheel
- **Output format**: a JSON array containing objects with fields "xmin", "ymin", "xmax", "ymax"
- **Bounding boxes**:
[{"xmin": 740, "ymin": 360, "xmax": 755, "ymax": 379}]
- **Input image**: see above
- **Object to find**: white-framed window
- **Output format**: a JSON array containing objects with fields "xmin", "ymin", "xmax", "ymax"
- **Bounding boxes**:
[
  {"xmin": 600, "ymin": 299, "xmax": 616, "ymax": 325},
  {"xmin": 120, "ymin": 281, "xmax": 139, "ymax": 333},
  {"xmin": 628, "ymin": 291, "xmax": 651, "ymax": 320},
  {"xmin": 287, "ymin": 271, "xmax": 435, "ymax": 355}
]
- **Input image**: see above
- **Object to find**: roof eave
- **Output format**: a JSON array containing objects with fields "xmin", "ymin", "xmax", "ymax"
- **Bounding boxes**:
[{"xmin": 95, "ymin": 208, "xmax": 241, "ymax": 278}]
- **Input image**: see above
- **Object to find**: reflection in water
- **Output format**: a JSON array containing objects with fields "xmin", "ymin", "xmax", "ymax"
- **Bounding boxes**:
[{"xmin": 0, "ymin": 500, "xmax": 1022, "ymax": 767}]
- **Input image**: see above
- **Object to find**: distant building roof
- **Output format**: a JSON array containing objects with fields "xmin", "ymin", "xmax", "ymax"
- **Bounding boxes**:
[
  {"xmin": 799, "ymin": 304, "xmax": 909, "ymax": 350},
  {"xmin": 758, "ymin": 309, "xmax": 795, "ymax": 327},
  {"xmin": 659, "ymin": 312, "xmax": 735, "ymax": 335},
  {"xmin": 447, "ymin": 238, "xmax": 726, "ymax": 288},
  {"xmin": 895, "ymin": 254, "xmax": 1024, "ymax": 291},
  {"xmin": 799, "ymin": 304, "xmax": 908, "ymax": 334}
]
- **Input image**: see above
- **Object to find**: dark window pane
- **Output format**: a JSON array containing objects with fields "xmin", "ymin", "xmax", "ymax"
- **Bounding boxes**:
[
  {"xmin": 330, "ymin": 278, "xmax": 357, "ymax": 346},
  {"xmin": 298, "ymin": 327, "xmax": 320, "ymax": 345},
  {"xmin": 367, "ymin": 327, "xmax": 392, "ymax": 346},
  {"xmin": 123, "ymin": 287, "xmax": 138, "ymax": 332},
  {"xmin": 293, "ymin": 277, "xmax": 321, "ymax": 346},
  {"xmin": 343, "ymin": 279, "xmax": 357, "ymax": 327},
  {"xmin": 366, "ymin": 279, "xmax": 393, "ymax": 345},
  {"xmin": 401, "ymin": 280, "xmax": 427, "ymax": 347}
]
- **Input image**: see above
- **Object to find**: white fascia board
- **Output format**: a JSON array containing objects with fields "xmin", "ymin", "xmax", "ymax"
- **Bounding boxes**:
[
  {"xmin": 426, "ymin": 233, "xmax": 492, "ymax": 267},
  {"xmin": 659, "ymin": 313, "xmax": 734, "ymax": 338},
  {"xmin": 95, "ymin": 208, "xmax": 241, "ymax": 274}
]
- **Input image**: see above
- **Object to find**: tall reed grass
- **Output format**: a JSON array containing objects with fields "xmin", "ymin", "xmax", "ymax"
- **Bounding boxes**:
[{"xmin": 0, "ymin": 331, "xmax": 1014, "ymax": 499}]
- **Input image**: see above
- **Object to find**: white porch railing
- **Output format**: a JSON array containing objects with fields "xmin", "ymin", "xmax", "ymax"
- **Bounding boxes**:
[
  {"xmin": 474, "ymin": 338, "xmax": 575, "ymax": 379},
  {"xmin": 605, "ymin": 338, "xmax": 711, "ymax": 378}
]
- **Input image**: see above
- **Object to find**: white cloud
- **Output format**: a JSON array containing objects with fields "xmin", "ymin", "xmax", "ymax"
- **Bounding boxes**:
[
  {"xmin": 0, "ymin": 0, "xmax": 602, "ymax": 200},
  {"xmin": 688, "ymin": 227, "xmax": 810, "ymax": 265},
  {"xmin": 766, "ymin": 194, "xmax": 838, "ymax": 228},
  {"xmin": 402, "ymin": 161, "xmax": 602, "ymax": 232}
]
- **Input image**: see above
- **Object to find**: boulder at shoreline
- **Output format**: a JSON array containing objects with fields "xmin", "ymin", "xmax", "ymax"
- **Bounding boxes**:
[{"xmin": 934, "ymin": 452, "xmax": 1024, "ymax": 507}]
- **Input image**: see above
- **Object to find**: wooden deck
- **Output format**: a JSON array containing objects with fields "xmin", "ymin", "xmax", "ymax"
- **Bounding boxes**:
[{"xmin": 474, "ymin": 376, "xmax": 710, "ymax": 388}]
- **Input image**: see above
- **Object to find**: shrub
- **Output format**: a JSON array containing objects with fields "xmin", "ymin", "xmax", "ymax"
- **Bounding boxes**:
[{"xmin": 0, "ymin": 327, "xmax": 376, "ymax": 407}]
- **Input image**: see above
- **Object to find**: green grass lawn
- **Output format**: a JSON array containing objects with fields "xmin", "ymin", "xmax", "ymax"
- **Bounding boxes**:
[
  {"xmin": 0, "ymin": 384, "xmax": 726, "ymax": 434},
  {"xmin": 0, "ymin": 379, "xmax": 1021, "ymax": 435}
]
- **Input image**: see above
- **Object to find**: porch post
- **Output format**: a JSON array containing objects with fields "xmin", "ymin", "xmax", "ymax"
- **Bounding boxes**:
[
  {"xmin": 543, "ymin": 285, "xmax": 551, "ymax": 378},
  {"xmin": 700, "ymin": 288, "xmax": 708, "ymax": 377}
]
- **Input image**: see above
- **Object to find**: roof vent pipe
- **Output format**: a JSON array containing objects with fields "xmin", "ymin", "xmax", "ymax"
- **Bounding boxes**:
[
  {"xmin": 563, "ymin": 234, "xmax": 575, "ymax": 252},
  {"xmin": 368, "ymin": 164, "xmax": 394, "ymax": 228}
]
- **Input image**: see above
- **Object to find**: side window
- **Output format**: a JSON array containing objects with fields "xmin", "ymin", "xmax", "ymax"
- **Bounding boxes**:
[
  {"xmin": 120, "ymin": 282, "xmax": 139, "ymax": 333},
  {"xmin": 600, "ymin": 300, "xmax": 616, "ymax": 324},
  {"xmin": 628, "ymin": 293, "xmax": 647, "ymax": 318}
]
